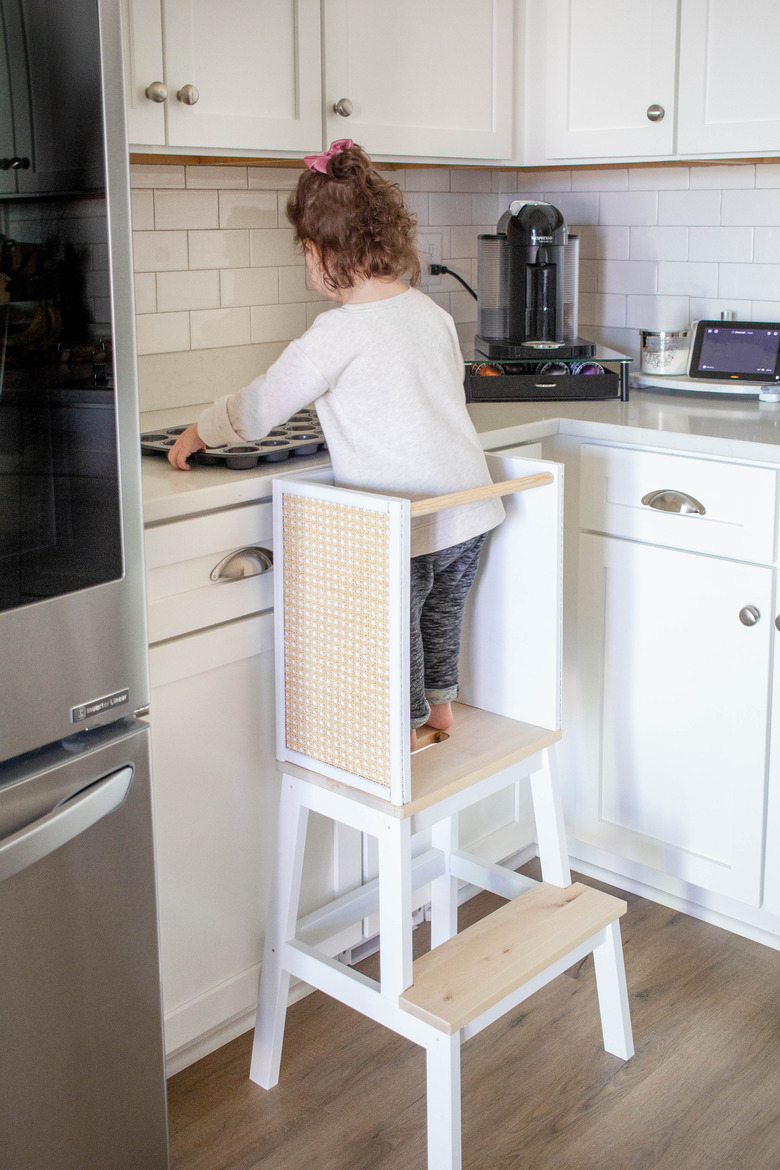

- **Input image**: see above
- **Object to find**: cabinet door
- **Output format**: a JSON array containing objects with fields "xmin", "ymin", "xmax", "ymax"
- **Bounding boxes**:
[
  {"xmin": 160, "ymin": 0, "xmax": 322, "ymax": 151},
  {"xmin": 528, "ymin": 0, "xmax": 677, "ymax": 162},
  {"xmin": 574, "ymin": 533, "xmax": 772, "ymax": 906},
  {"xmin": 149, "ymin": 612, "xmax": 362, "ymax": 1056},
  {"xmin": 122, "ymin": 0, "xmax": 167, "ymax": 146},
  {"xmin": 677, "ymin": 0, "xmax": 780, "ymax": 155},
  {"xmin": 322, "ymin": 0, "xmax": 512, "ymax": 159}
]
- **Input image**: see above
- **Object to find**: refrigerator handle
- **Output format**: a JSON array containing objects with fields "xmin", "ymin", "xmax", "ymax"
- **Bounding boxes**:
[{"xmin": 0, "ymin": 765, "xmax": 133, "ymax": 884}]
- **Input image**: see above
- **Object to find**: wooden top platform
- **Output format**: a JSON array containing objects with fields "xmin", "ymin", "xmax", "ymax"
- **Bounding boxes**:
[
  {"xmin": 399, "ymin": 882, "xmax": 627, "ymax": 1034},
  {"xmin": 277, "ymin": 702, "xmax": 561, "ymax": 817}
]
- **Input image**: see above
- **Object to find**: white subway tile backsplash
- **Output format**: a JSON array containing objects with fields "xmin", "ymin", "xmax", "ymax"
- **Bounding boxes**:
[
  {"xmin": 572, "ymin": 169, "xmax": 628, "ymax": 192},
  {"xmin": 221, "ymin": 267, "xmax": 278, "ymax": 308},
  {"xmin": 186, "ymin": 165, "xmax": 248, "ymax": 189},
  {"xmin": 250, "ymin": 302, "xmax": 307, "ymax": 343},
  {"xmin": 549, "ymin": 192, "xmax": 599, "ymax": 227},
  {"xmin": 577, "ymin": 225, "xmax": 630, "ymax": 260},
  {"xmin": 625, "ymin": 294, "xmax": 692, "ymax": 330},
  {"xmin": 470, "ymin": 194, "xmax": 501, "ymax": 225},
  {"xmin": 689, "ymin": 226, "xmax": 753, "ymax": 263},
  {"xmin": 628, "ymin": 167, "xmax": 689, "ymax": 191},
  {"xmin": 129, "ymin": 160, "xmax": 780, "ymax": 413},
  {"xmin": 189, "ymin": 229, "xmax": 250, "ymax": 269},
  {"xmin": 132, "ymin": 230, "xmax": 189, "ymax": 273},
  {"xmin": 719, "ymin": 262, "xmax": 780, "ymax": 301},
  {"xmin": 134, "ymin": 272, "xmax": 157, "ymax": 315},
  {"xmin": 136, "ymin": 311, "xmax": 190, "ymax": 355},
  {"xmin": 658, "ymin": 261, "xmax": 718, "ymax": 298},
  {"xmin": 690, "ymin": 165, "xmax": 755, "ymax": 190},
  {"xmin": 429, "ymin": 193, "xmax": 472, "ymax": 226},
  {"xmin": 451, "ymin": 169, "xmax": 493, "ymax": 193},
  {"xmin": 629, "ymin": 226, "xmax": 688, "ymax": 262},
  {"xmin": 157, "ymin": 269, "xmax": 220, "ymax": 313},
  {"xmin": 599, "ymin": 260, "xmax": 657, "ymax": 295},
  {"xmin": 131, "ymin": 190, "xmax": 155, "ymax": 231},
  {"xmin": 248, "ymin": 166, "xmax": 302, "ymax": 190},
  {"xmin": 190, "ymin": 307, "xmax": 252, "ymax": 350},
  {"xmin": 130, "ymin": 164, "xmax": 185, "ymax": 189},
  {"xmin": 218, "ymin": 190, "xmax": 277, "ymax": 229},
  {"xmin": 154, "ymin": 190, "xmax": 219, "ymax": 231},
  {"xmin": 721, "ymin": 189, "xmax": 780, "ymax": 226},
  {"xmin": 600, "ymin": 191, "xmax": 658, "ymax": 226},
  {"xmin": 249, "ymin": 228, "xmax": 301, "ymax": 267}
]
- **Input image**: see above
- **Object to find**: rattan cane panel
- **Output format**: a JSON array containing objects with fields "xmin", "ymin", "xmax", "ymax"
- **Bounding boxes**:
[{"xmin": 282, "ymin": 494, "xmax": 392, "ymax": 787}]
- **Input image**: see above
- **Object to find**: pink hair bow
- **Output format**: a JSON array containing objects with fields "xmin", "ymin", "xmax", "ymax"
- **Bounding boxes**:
[{"xmin": 303, "ymin": 138, "xmax": 354, "ymax": 174}]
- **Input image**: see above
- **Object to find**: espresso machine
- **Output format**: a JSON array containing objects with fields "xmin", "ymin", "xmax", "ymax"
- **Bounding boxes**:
[
  {"xmin": 467, "ymin": 200, "xmax": 630, "ymax": 401},
  {"xmin": 474, "ymin": 200, "xmax": 595, "ymax": 359}
]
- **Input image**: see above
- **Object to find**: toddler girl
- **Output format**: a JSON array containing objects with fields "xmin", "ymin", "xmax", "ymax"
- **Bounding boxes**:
[{"xmin": 168, "ymin": 140, "xmax": 504, "ymax": 748}]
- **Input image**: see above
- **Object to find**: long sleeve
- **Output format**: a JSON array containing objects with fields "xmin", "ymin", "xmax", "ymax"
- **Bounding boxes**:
[{"xmin": 196, "ymin": 337, "xmax": 331, "ymax": 447}]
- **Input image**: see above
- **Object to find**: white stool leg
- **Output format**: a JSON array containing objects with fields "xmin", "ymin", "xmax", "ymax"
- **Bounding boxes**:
[
  {"xmin": 592, "ymin": 920, "xmax": 634, "ymax": 1060},
  {"xmin": 430, "ymin": 814, "xmax": 459, "ymax": 948},
  {"xmin": 529, "ymin": 747, "xmax": 571, "ymax": 887},
  {"xmin": 250, "ymin": 776, "xmax": 310, "ymax": 1088},
  {"xmin": 426, "ymin": 1031, "xmax": 462, "ymax": 1170},
  {"xmin": 377, "ymin": 815, "xmax": 414, "ymax": 995}
]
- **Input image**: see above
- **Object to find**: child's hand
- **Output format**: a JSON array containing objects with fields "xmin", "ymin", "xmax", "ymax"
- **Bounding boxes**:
[{"xmin": 167, "ymin": 422, "xmax": 206, "ymax": 470}]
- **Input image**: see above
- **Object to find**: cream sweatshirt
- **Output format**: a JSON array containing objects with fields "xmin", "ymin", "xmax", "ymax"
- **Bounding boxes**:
[{"xmin": 196, "ymin": 286, "xmax": 504, "ymax": 556}]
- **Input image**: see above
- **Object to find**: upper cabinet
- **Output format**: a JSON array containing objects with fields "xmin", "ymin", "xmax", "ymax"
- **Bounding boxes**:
[
  {"xmin": 122, "ymin": 0, "xmax": 513, "ymax": 161},
  {"xmin": 524, "ymin": 0, "xmax": 677, "ymax": 163},
  {"xmin": 122, "ymin": 0, "xmax": 322, "ymax": 152},
  {"xmin": 322, "ymin": 0, "xmax": 512, "ymax": 160},
  {"xmin": 524, "ymin": 0, "xmax": 780, "ymax": 166},
  {"xmin": 676, "ymin": 0, "xmax": 780, "ymax": 156}
]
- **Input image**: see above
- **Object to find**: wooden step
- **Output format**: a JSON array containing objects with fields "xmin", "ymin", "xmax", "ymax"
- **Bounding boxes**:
[{"xmin": 398, "ymin": 882, "xmax": 626, "ymax": 1035}]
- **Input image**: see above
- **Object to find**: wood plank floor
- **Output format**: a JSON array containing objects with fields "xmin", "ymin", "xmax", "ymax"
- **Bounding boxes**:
[{"xmin": 167, "ymin": 863, "xmax": 780, "ymax": 1169}]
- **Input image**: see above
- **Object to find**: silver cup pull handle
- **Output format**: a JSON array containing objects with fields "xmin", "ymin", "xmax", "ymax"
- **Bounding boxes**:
[
  {"xmin": 210, "ymin": 546, "xmax": 273, "ymax": 582},
  {"xmin": 641, "ymin": 489, "xmax": 706, "ymax": 516}
]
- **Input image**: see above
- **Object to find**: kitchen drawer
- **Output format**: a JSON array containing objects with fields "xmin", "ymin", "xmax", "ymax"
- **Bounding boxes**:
[
  {"xmin": 145, "ymin": 501, "xmax": 274, "ymax": 643},
  {"xmin": 580, "ymin": 444, "xmax": 778, "ymax": 563}
]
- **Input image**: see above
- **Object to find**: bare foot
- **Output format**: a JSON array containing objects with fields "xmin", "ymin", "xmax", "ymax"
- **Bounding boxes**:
[
  {"xmin": 426, "ymin": 701, "xmax": 454, "ymax": 731},
  {"xmin": 410, "ymin": 727, "xmax": 418, "ymax": 752}
]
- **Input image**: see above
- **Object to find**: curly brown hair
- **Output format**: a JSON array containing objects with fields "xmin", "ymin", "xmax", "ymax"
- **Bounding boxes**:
[{"xmin": 286, "ymin": 143, "xmax": 421, "ymax": 290}]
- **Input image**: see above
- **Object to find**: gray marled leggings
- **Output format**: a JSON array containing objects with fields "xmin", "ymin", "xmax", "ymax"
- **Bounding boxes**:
[{"xmin": 409, "ymin": 532, "xmax": 487, "ymax": 729}]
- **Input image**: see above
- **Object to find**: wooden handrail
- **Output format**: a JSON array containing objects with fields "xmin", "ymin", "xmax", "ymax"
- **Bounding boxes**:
[{"xmin": 410, "ymin": 472, "xmax": 554, "ymax": 519}]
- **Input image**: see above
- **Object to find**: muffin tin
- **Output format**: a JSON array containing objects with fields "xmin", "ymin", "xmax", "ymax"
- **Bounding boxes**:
[{"xmin": 141, "ymin": 410, "xmax": 327, "ymax": 470}]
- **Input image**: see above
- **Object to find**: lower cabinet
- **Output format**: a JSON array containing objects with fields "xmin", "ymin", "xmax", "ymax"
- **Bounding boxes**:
[
  {"xmin": 572, "ymin": 530, "xmax": 773, "ymax": 908},
  {"xmin": 148, "ymin": 611, "xmax": 363, "ymax": 1063}
]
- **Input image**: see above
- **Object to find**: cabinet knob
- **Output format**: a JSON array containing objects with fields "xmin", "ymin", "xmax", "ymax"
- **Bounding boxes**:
[
  {"xmin": 640, "ymin": 489, "xmax": 706, "ymax": 515},
  {"xmin": 740, "ymin": 606, "xmax": 761, "ymax": 627},
  {"xmin": 646, "ymin": 104, "xmax": 665, "ymax": 123},
  {"xmin": 332, "ymin": 97, "xmax": 353, "ymax": 118},
  {"xmin": 145, "ymin": 81, "xmax": 168, "ymax": 103},
  {"xmin": 210, "ymin": 546, "xmax": 273, "ymax": 582},
  {"xmin": 177, "ymin": 84, "xmax": 200, "ymax": 106}
]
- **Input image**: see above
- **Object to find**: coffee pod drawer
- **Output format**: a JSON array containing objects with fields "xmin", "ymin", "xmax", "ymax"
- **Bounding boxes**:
[
  {"xmin": 145, "ymin": 500, "xmax": 274, "ymax": 643},
  {"xmin": 580, "ymin": 444, "xmax": 777, "ymax": 564}
]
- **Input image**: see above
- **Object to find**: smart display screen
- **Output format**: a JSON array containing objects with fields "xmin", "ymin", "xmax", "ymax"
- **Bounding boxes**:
[{"xmin": 689, "ymin": 321, "xmax": 780, "ymax": 381}]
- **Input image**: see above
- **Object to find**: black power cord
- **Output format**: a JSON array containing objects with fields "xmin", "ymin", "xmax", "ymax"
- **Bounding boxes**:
[{"xmin": 429, "ymin": 264, "xmax": 477, "ymax": 300}]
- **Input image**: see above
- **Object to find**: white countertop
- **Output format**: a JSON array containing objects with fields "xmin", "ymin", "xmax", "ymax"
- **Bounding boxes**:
[{"xmin": 141, "ymin": 386, "xmax": 780, "ymax": 524}]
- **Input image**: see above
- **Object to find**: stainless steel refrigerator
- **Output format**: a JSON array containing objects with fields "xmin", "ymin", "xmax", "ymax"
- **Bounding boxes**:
[{"xmin": 0, "ymin": 1, "xmax": 169, "ymax": 1166}]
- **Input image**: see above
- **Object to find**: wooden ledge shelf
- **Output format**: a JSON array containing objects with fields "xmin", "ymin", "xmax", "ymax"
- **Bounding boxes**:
[{"xmin": 399, "ymin": 882, "xmax": 627, "ymax": 1035}]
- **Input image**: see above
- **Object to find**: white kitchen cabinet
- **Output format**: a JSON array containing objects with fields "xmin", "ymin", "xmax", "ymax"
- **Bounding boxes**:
[
  {"xmin": 574, "ymin": 532, "xmax": 772, "ymax": 906},
  {"xmin": 677, "ymin": 0, "xmax": 780, "ymax": 156},
  {"xmin": 322, "ymin": 0, "xmax": 513, "ymax": 160},
  {"xmin": 145, "ymin": 498, "xmax": 362, "ymax": 1066},
  {"xmin": 123, "ymin": 0, "xmax": 513, "ymax": 160},
  {"xmin": 122, "ymin": 0, "xmax": 323, "ymax": 152},
  {"xmin": 523, "ymin": 0, "xmax": 678, "ymax": 163}
]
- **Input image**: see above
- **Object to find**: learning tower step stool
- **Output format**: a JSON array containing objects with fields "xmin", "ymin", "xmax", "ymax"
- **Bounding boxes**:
[{"xmin": 250, "ymin": 450, "xmax": 634, "ymax": 1169}]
